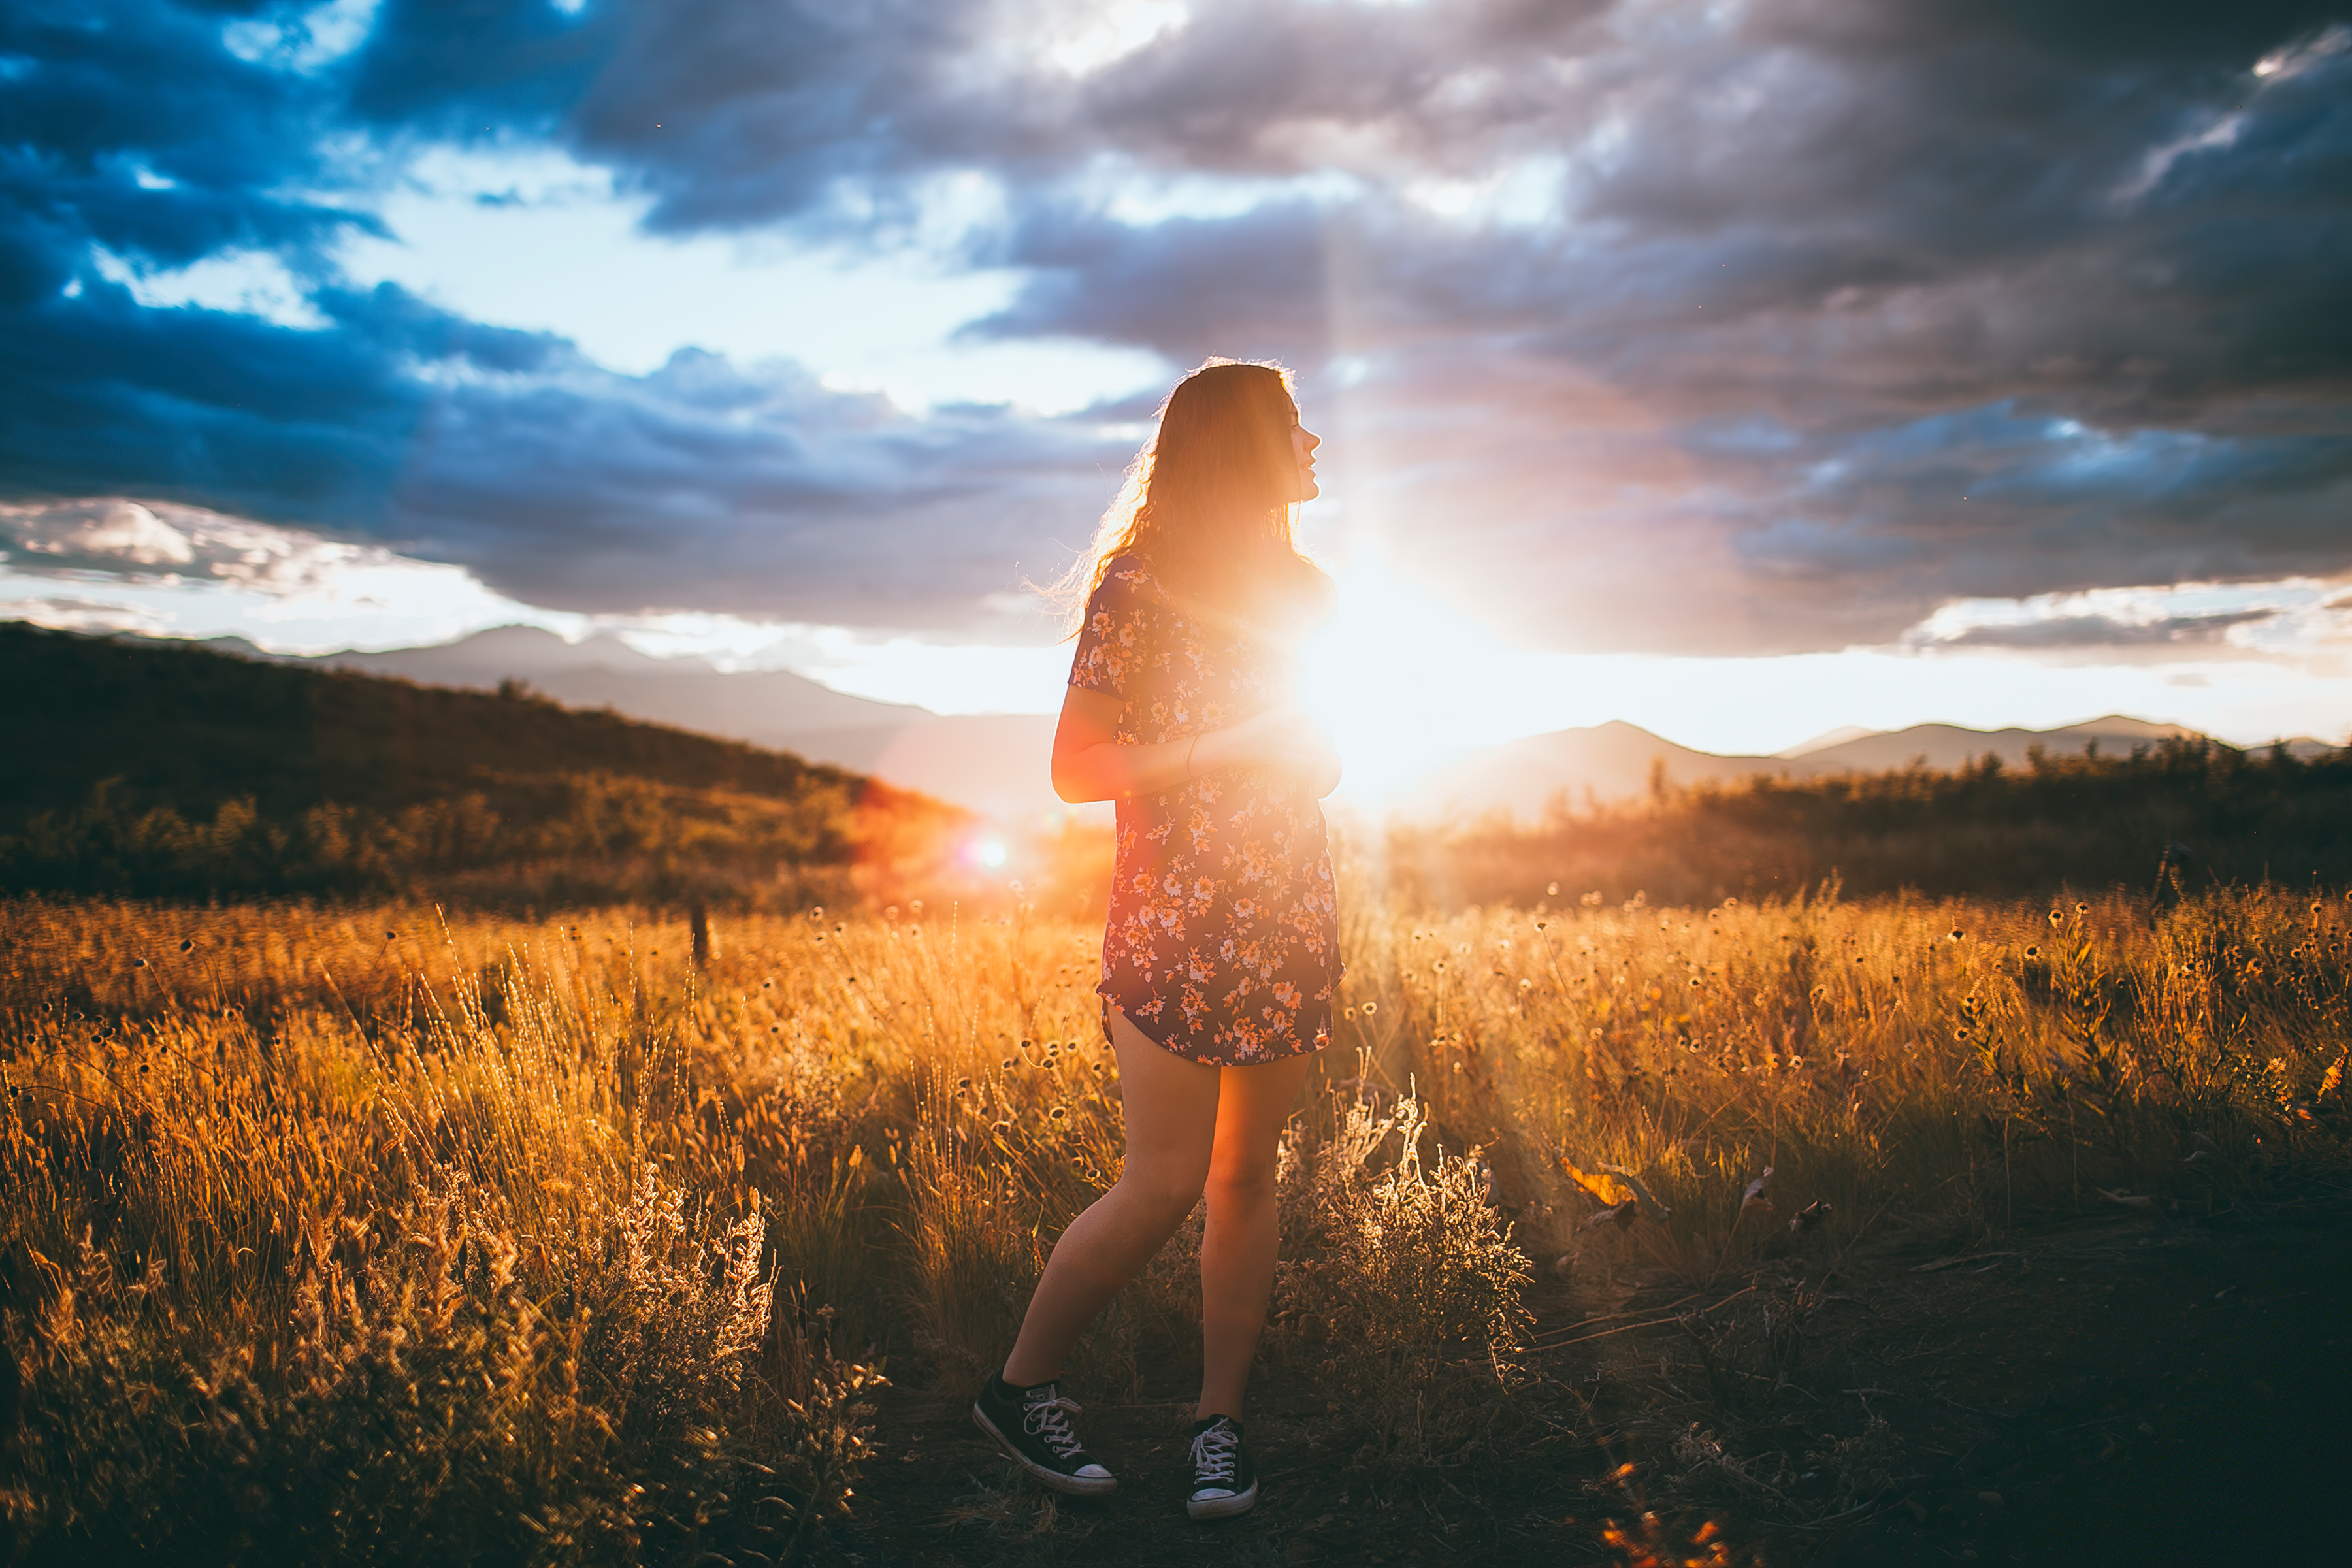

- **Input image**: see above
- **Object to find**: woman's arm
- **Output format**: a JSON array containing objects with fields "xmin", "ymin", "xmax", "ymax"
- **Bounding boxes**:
[{"xmin": 1051, "ymin": 687, "xmax": 1342, "ymax": 803}]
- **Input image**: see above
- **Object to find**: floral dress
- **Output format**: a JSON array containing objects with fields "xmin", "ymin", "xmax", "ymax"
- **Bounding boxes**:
[{"xmin": 1068, "ymin": 554, "xmax": 1339, "ymax": 1066}]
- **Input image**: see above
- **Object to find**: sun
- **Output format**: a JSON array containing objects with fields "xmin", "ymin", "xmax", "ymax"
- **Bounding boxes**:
[{"xmin": 1297, "ymin": 561, "xmax": 1524, "ymax": 808}]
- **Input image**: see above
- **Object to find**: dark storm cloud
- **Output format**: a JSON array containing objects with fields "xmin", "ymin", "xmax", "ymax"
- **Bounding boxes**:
[
  {"xmin": 1931, "ymin": 610, "xmax": 2279, "ymax": 651},
  {"xmin": 5, "ymin": 0, "xmax": 2350, "ymax": 649},
  {"xmin": 964, "ymin": 200, "xmax": 1333, "ymax": 367},
  {"xmin": 342, "ymin": 0, "xmax": 1616, "ymax": 232},
  {"xmin": 384, "ymin": 350, "xmax": 1123, "ymax": 626},
  {"xmin": 0, "ymin": 0, "xmax": 1125, "ymax": 629},
  {"xmin": 913, "ymin": 0, "xmax": 2352, "ymax": 651},
  {"xmin": 0, "ymin": 1, "xmax": 373, "ymax": 303},
  {"xmin": 0, "ymin": 272, "xmax": 1123, "ymax": 626}
]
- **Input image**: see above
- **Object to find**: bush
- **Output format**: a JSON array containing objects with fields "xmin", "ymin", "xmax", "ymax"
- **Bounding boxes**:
[{"xmin": 1273, "ymin": 1083, "xmax": 1533, "ymax": 1460}]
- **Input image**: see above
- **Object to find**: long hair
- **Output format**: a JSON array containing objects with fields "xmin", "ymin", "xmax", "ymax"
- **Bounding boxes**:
[{"xmin": 1057, "ymin": 358, "xmax": 1331, "ymax": 639}]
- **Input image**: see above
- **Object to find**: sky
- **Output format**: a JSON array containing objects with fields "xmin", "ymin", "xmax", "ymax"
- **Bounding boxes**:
[{"xmin": 4, "ymin": 0, "xmax": 2351, "ymax": 776}]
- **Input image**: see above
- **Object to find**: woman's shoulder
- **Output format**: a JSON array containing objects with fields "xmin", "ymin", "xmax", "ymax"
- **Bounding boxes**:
[{"xmin": 1088, "ymin": 553, "xmax": 1163, "ymax": 611}]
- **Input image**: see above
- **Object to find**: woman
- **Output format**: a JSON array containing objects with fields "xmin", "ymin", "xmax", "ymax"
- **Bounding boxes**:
[{"xmin": 973, "ymin": 359, "xmax": 1341, "ymax": 1520}]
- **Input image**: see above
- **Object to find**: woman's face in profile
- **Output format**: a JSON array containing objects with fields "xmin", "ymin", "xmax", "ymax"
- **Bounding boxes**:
[{"xmin": 1287, "ymin": 416, "xmax": 1322, "ymax": 502}]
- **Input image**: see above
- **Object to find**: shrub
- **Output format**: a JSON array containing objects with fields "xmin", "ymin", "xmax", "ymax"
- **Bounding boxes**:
[{"xmin": 1273, "ymin": 1083, "xmax": 1533, "ymax": 1460}]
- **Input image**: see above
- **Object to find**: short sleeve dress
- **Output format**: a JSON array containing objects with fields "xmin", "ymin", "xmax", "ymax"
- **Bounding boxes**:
[{"xmin": 1067, "ymin": 554, "xmax": 1340, "ymax": 1066}]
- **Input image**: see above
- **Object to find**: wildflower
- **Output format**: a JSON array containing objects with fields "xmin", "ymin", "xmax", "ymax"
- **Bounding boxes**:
[
  {"xmin": 1362, "ymin": 1001, "xmax": 1378, "ymax": 1016},
  {"xmin": 1520, "ymin": 979, "xmax": 1533, "ymax": 990},
  {"xmin": 2050, "ymin": 909, "xmax": 2063, "ymax": 926},
  {"xmin": 1949, "ymin": 928, "xmax": 1965, "ymax": 941},
  {"xmin": 180, "ymin": 939, "xmax": 193, "ymax": 953},
  {"xmin": 956, "ymin": 1077, "xmax": 972, "ymax": 1090},
  {"xmin": 1049, "ymin": 1107, "xmax": 1067, "ymax": 1120},
  {"xmin": 2076, "ymin": 902, "xmax": 2089, "ymax": 913},
  {"xmin": 1343, "ymin": 1007, "xmax": 1356, "ymax": 1020},
  {"xmin": 131, "ymin": 957, "xmax": 146, "ymax": 968},
  {"xmin": 1002, "ymin": 1058, "xmax": 1017, "ymax": 1070},
  {"xmin": 1547, "ymin": 881, "xmax": 1560, "ymax": 896}
]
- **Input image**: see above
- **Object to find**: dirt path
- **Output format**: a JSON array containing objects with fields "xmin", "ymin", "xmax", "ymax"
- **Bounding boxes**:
[{"xmin": 832, "ymin": 1190, "xmax": 2352, "ymax": 1565}]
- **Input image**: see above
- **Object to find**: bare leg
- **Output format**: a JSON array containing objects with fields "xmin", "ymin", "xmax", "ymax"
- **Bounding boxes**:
[
  {"xmin": 1001, "ymin": 1009, "xmax": 1220, "ymax": 1386},
  {"xmin": 1197, "ymin": 1049, "xmax": 1318, "ymax": 1420}
]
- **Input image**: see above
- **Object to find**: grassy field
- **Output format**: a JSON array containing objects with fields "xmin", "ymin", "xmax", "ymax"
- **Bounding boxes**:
[{"xmin": 2, "ymin": 877, "xmax": 2347, "ymax": 1563}]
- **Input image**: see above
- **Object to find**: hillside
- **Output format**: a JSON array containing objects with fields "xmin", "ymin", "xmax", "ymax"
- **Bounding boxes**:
[
  {"xmin": 0, "ymin": 621, "xmax": 967, "ymax": 904},
  {"xmin": 181, "ymin": 623, "xmax": 1075, "ymax": 825}
]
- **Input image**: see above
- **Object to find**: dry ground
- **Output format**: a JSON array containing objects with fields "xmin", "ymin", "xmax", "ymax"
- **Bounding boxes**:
[{"xmin": 840, "ymin": 1187, "xmax": 2352, "ymax": 1566}]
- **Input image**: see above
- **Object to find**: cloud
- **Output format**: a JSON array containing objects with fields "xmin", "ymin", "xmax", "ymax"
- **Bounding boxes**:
[
  {"xmin": 2, "ymin": 0, "xmax": 2349, "ymax": 652},
  {"xmin": 0, "ymin": 593, "xmax": 171, "ymax": 635},
  {"xmin": 1929, "ymin": 608, "xmax": 2279, "ymax": 651},
  {"xmin": 0, "ymin": 496, "xmax": 412, "ymax": 593}
]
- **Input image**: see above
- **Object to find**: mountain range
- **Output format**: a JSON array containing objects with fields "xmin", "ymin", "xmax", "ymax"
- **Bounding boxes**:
[
  {"xmin": 153, "ymin": 624, "xmax": 2336, "ymax": 824},
  {"xmin": 1396, "ymin": 715, "xmax": 2219, "ymax": 824}
]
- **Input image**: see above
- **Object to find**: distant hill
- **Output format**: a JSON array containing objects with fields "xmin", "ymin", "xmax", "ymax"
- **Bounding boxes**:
[
  {"xmin": 0, "ymin": 621, "xmax": 965, "ymax": 904},
  {"xmin": 291, "ymin": 625, "xmax": 925, "ymax": 738},
  {"xmin": 187, "ymin": 624, "xmax": 1074, "ymax": 825},
  {"xmin": 1784, "ymin": 716, "xmax": 2200, "ymax": 773},
  {"xmin": 1396, "ymin": 715, "xmax": 2338, "ymax": 823},
  {"xmin": 1396, "ymin": 721, "xmax": 1782, "ymax": 820},
  {"xmin": 75, "ymin": 622, "xmax": 2341, "ymax": 828}
]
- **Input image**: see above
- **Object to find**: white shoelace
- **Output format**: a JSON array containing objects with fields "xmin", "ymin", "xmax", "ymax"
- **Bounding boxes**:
[
  {"xmin": 1022, "ymin": 1392, "xmax": 1086, "ymax": 1459},
  {"xmin": 1190, "ymin": 1422, "xmax": 1241, "ymax": 1487}
]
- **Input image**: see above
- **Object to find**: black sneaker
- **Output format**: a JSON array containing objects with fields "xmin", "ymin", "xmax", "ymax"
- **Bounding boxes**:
[
  {"xmin": 973, "ymin": 1375, "xmax": 1118, "ymax": 1495},
  {"xmin": 1185, "ymin": 1414, "xmax": 1258, "ymax": 1519}
]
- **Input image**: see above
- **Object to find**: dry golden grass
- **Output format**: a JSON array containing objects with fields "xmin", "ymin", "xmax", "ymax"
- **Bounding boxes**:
[{"xmin": 2, "ymin": 878, "xmax": 2345, "ymax": 1563}]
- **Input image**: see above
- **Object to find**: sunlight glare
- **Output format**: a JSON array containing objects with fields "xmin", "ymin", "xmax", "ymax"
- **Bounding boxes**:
[{"xmin": 1299, "ymin": 561, "xmax": 1527, "ymax": 804}]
